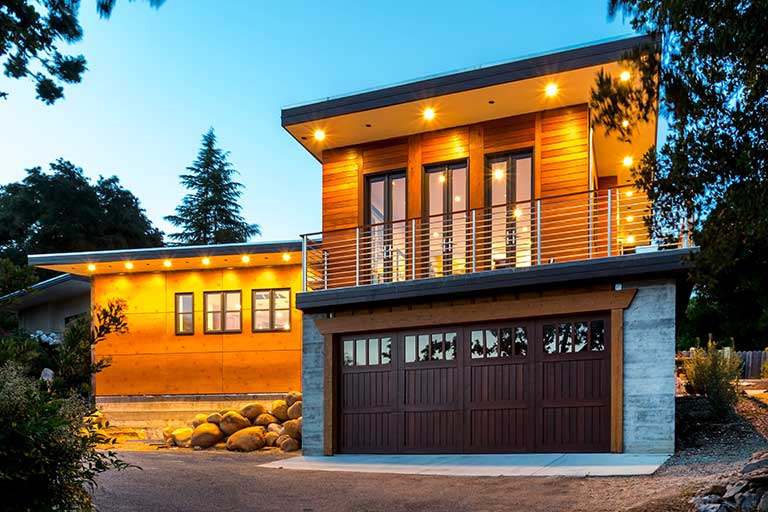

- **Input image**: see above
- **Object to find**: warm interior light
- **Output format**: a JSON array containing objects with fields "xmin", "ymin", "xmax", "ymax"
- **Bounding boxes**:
[
  {"xmin": 423, "ymin": 108, "xmax": 435, "ymax": 120},
  {"xmin": 625, "ymin": 190, "xmax": 634, "ymax": 197},
  {"xmin": 513, "ymin": 208, "xmax": 523, "ymax": 218},
  {"xmin": 241, "ymin": 255, "xmax": 250, "ymax": 263},
  {"xmin": 432, "ymin": 231, "xmax": 439, "ymax": 238},
  {"xmin": 621, "ymin": 119, "xmax": 630, "ymax": 128},
  {"xmin": 124, "ymin": 262, "xmax": 134, "ymax": 270},
  {"xmin": 626, "ymin": 235, "xmax": 636, "ymax": 244},
  {"xmin": 493, "ymin": 168, "xmax": 504, "ymax": 181},
  {"xmin": 626, "ymin": 215, "xmax": 635, "ymax": 223},
  {"xmin": 544, "ymin": 83, "xmax": 558, "ymax": 97},
  {"xmin": 202, "ymin": 257, "xmax": 210, "ymax": 265},
  {"xmin": 282, "ymin": 253, "xmax": 291, "ymax": 262},
  {"xmin": 454, "ymin": 195, "xmax": 461, "ymax": 202},
  {"xmin": 622, "ymin": 156, "xmax": 634, "ymax": 167},
  {"xmin": 163, "ymin": 260, "xmax": 172, "ymax": 268},
  {"xmin": 313, "ymin": 129, "xmax": 325, "ymax": 141},
  {"xmin": 620, "ymin": 70, "xmax": 631, "ymax": 82},
  {"xmin": 438, "ymin": 174, "xmax": 446, "ymax": 184},
  {"xmin": 87, "ymin": 263, "xmax": 96, "ymax": 272}
]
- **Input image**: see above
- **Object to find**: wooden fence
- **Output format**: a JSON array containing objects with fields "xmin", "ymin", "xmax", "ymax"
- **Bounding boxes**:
[{"xmin": 679, "ymin": 349, "xmax": 767, "ymax": 379}]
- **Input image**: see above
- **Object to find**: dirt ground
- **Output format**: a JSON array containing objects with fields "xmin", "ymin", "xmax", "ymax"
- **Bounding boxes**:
[{"xmin": 93, "ymin": 397, "xmax": 768, "ymax": 512}]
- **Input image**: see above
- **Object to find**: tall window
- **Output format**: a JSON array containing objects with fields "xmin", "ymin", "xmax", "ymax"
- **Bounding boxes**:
[
  {"xmin": 424, "ymin": 161, "xmax": 468, "ymax": 277},
  {"xmin": 175, "ymin": 293, "xmax": 194, "ymax": 335},
  {"xmin": 204, "ymin": 291, "xmax": 241, "ymax": 333},
  {"xmin": 365, "ymin": 172, "xmax": 406, "ymax": 283},
  {"xmin": 252, "ymin": 288, "xmax": 291, "ymax": 331}
]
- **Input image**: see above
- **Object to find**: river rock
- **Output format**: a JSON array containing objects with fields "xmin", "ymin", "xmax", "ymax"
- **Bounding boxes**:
[
  {"xmin": 192, "ymin": 413, "xmax": 208, "ymax": 428},
  {"xmin": 171, "ymin": 427, "xmax": 193, "ymax": 448},
  {"xmin": 281, "ymin": 437, "xmax": 300, "ymax": 452},
  {"xmin": 267, "ymin": 422, "xmax": 282, "ymax": 434},
  {"xmin": 281, "ymin": 419, "xmax": 301, "ymax": 439},
  {"xmin": 286, "ymin": 391, "xmax": 302, "ymax": 407},
  {"xmin": 287, "ymin": 401, "xmax": 302, "ymax": 420},
  {"xmin": 264, "ymin": 432, "xmax": 279, "ymax": 447},
  {"xmin": 226, "ymin": 427, "xmax": 266, "ymax": 452},
  {"xmin": 191, "ymin": 423, "xmax": 224, "ymax": 449},
  {"xmin": 220, "ymin": 411, "xmax": 251, "ymax": 435},
  {"xmin": 271, "ymin": 399, "xmax": 289, "ymax": 421},
  {"xmin": 254, "ymin": 413, "xmax": 278, "ymax": 427},
  {"xmin": 206, "ymin": 412, "xmax": 222, "ymax": 424},
  {"xmin": 240, "ymin": 402, "xmax": 267, "ymax": 421}
]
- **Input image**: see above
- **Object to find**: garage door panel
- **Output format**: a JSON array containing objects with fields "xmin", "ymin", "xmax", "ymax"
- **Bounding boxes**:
[
  {"xmin": 403, "ymin": 410, "xmax": 463, "ymax": 453},
  {"xmin": 468, "ymin": 407, "xmax": 529, "ymax": 452},
  {"xmin": 341, "ymin": 412, "xmax": 398, "ymax": 453},
  {"xmin": 403, "ymin": 365, "xmax": 460, "ymax": 409},
  {"xmin": 467, "ymin": 362, "xmax": 528, "ymax": 405},
  {"xmin": 341, "ymin": 370, "xmax": 395, "ymax": 411},
  {"xmin": 540, "ymin": 405, "xmax": 609, "ymax": 452}
]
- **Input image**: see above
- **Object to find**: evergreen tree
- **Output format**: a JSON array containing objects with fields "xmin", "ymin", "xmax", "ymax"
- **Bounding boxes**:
[{"xmin": 165, "ymin": 129, "xmax": 260, "ymax": 245}]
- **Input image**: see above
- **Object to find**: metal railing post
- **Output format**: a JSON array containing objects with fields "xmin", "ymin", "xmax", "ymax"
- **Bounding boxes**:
[
  {"xmin": 471, "ymin": 210, "xmax": 477, "ymax": 273},
  {"xmin": 322, "ymin": 250, "xmax": 328, "ymax": 290},
  {"xmin": 355, "ymin": 226, "xmax": 360, "ymax": 286},
  {"xmin": 301, "ymin": 235, "xmax": 307, "ymax": 292},
  {"xmin": 607, "ymin": 189, "xmax": 613, "ymax": 257},
  {"xmin": 411, "ymin": 218, "xmax": 416, "ymax": 280},
  {"xmin": 588, "ymin": 191, "xmax": 594, "ymax": 259},
  {"xmin": 536, "ymin": 199, "xmax": 542, "ymax": 265}
]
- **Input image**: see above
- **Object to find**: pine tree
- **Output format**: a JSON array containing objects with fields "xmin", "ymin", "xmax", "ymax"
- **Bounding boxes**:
[{"xmin": 165, "ymin": 128, "xmax": 260, "ymax": 245}]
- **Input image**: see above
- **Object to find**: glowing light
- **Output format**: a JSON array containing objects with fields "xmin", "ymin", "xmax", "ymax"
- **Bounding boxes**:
[
  {"xmin": 620, "ymin": 70, "xmax": 631, "ymax": 82},
  {"xmin": 513, "ymin": 208, "xmax": 523, "ymax": 218},
  {"xmin": 622, "ymin": 156, "xmax": 634, "ymax": 167},
  {"xmin": 202, "ymin": 257, "xmax": 210, "ymax": 265},
  {"xmin": 282, "ymin": 253, "xmax": 291, "ymax": 262},
  {"xmin": 626, "ymin": 215, "xmax": 635, "ymax": 223},
  {"xmin": 438, "ymin": 174, "xmax": 446, "ymax": 184},
  {"xmin": 432, "ymin": 231, "xmax": 440, "ymax": 238},
  {"xmin": 625, "ymin": 190, "xmax": 634, "ymax": 197},
  {"xmin": 621, "ymin": 119, "xmax": 630, "ymax": 128},
  {"xmin": 313, "ymin": 129, "xmax": 325, "ymax": 141},
  {"xmin": 124, "ymin": 262, "xmax": 134, "ymax": 270},
  {"xmin": 163, "ymin": 260, "xmax": 172, "ymax": 268},
  {"xmin": 545, "ymin": 83, "xmax": 558, "ymax": 97},
  {"xmin": 454, "ymin": 195, "xmax": 461, "ymax": 202},
  {"xmin": 626, "ymin": 235, "xmax": 636, "ymax": 244},
  {"xmin": 423, "ymin": 108, "xmax": 435, "ymax": 120},
  {"xmin": 87, "ymin": 263, "xmax": 96, "ymax": 272},
  {"xmin": 241, "ymin": 255, "xmax": 250, "ymax": 263},
  {"xmin": 493, "ymin": 168, "xmax": 505, "ymax": 180}
]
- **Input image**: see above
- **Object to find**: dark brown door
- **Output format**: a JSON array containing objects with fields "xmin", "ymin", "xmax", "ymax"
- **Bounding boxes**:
[{"xmin": 337, "ymin": 314, "xmax": 611, "ymax": 454}]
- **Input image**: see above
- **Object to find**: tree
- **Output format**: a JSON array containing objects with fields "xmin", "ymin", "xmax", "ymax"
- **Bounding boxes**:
[
  {"xmin": 0, "ymin": 159, "xmax": 163, "ymax": 263},
  {"xmin": 165, "ymin": 128, "xmax": 260, "ymax": 245},
  {"xmin": 0, "ymin": 0, "xmax": 163, "ymax": 104},
  {"xmin": 590, "ymin": 0, "xmax": 768, "ymax": 350}
]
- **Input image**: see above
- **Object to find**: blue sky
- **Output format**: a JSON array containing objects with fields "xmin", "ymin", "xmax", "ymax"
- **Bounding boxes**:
[{"xmin": 0, "ymin": 1, "xmax": 632, "ymax": 241}]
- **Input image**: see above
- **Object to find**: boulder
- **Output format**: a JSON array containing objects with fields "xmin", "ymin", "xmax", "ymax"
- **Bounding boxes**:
[
  {"xmin": 162, "ymin": 426, "xmax": 174, "ymax": 443},
  {"xmin": 287, "ymin": 401, "xmax": 302, "ymax": 420},
  {"xmin": 254, "ymin": 413, "xmax": 278, "ymax": 427},
  {"xmin": 240, "ymin": 402, "xmax": 267, "ymax": 421},
  {"xmin": 281, "ymin": 437, "xmax": 300, "ymax": 452},
  {"xmin": 206, "ymin": 412, "xmax": 222, "ymax": 424},
  {"xmin": 758, "ymin": 493, "xmax": 768, "ymax": 512},
  {"xmin": 281, "ymin": 419, "xmax": 301, "ymax": 440},
  {"xmin": 226, "ymin": 427, "xmax": 266, "ymax": 452},
  {"xmin": 271, "ymin": 400, "xmax": 289, "ymax": 421},
  {"xmin": 698, "ymin": 485, "xmax": 727, "ymax": 497},
  {"xmin": 192, "ymin": 413, "xmax": 208, "ymax": 428},
  {"xmin": 723, "ymin": 481, "xmax": 749, "ymax": 500},
  {"xmin": 736, "ymin": 493, "xmax": 760, "ymax": 512},
  {"xmin": 220, "ymin": 411, "xmax": 251, "ymax": 435},
  {"xmin": 743, "ymin": 454, "xmax": 768, "ymax": 474},
  {"xmin": 276, "ymin": 434, "xmax": 291, "ymax": 447},
  {"xmin": 191, "ymin": 422, "xmax": 224, "ymax": 449},
  {"xmin": 171, "ymin": 427, "xmax": 193, "ymax": 448},
  {"xmin": 219, "ymin": 409, "xmax": 235, "ymax": 416},
  {"xmin": 285, "ymin": 391, "xmax": 302, "ymax": 407},
  {"xmin": 264, "ymin": 432, "xmax": 279, "ymax": 447},
  {"xmin": 267, "ymin": 423, "xmax": 282, "ymax": 434},
  {"xmin": 213, "ymin": 442, "xmax": 227, "ymax": 450}
]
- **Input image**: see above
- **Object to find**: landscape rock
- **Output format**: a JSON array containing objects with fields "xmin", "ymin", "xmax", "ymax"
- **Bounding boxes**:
[
  {"xmin": 206, "ymin": 412, "xmax": 222, "ymax": 424},
  {"xmin": 281, "ymin": 419, "xmax": 301, "ymax": 440},
  {"xmin": 724, "ymin": 481, "xmax": 749, "ymax": 500},
  {"xmin": 219, "ymin": 411, "xmax": 251, "ymax": 435},
  {"xmin": 697, "ymin": 504, "xmax": 727, "ymax": 512},
  {"xmin": 280, "ymin": 437, "xmax": 300, "ymax": 452},
  {"xmin": 171, "ymin": 427, "xmax": 193, "ymax": 448},
  {"xmin": 758, "ymin": 493, "xmax": 768, "ymax": 512},
  {"xmin": 192, "ymin": 413, "xmax": 208, "ymax": 428},
  {"xmin": 271, "ymin": 399, "xmax": 289, "ymax": 421},
  {"xmin": 699, "ymin": 484, "xmax": 727, "ymax": 497},
  {"xmin": 286, "ymin": 391, "xmax": 302, "ymax": 407},
  {"xmin": 744, "ymin": 455, "xmax": 768, "ymax": 475},
  {"xmin": 692, "ymin": 495, "xmax": 722, "ymax": 507},
  {"xmin": 264, "ymin": 432, "xmax": 279, "ymax": 447},
  {"xmin": 267, "ymin": 422, "xmax": 282, "ymax": 434},
  {"xmin": 226, "ymin": 427, "xmax": 266, "ymax": 452},
  {"xmin": 254, "ymin": 413, "xmax": 278, "ymax": 427},
  {"xmin": 191, "ymin": 423, "xmax": 224, "ymax": 449},
  {"xmin": 276, "ymin": 434, "xmax": 291, "ymax": 448},
  {"xmin": 737, "ymin": 492, "xmax": 760, "ymax": 512},
  {"xmin": 214, "ymin": 442, "xmax": 227, "ymax": 450},
  {"xmin": 287, "ymin": 401, "xmax": 302, "ymax": 420},
  {"xmin": 162, "ymin": 426, "xmax": 174, "ymax": 443},
  {"xmin": 240, "ymin": 402, "xmax": 267, "ymax": 421}
]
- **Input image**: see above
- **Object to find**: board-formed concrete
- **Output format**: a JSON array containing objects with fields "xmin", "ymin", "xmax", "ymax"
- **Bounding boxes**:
[{"xmin": 301, "ymin": 313, "xmax": 325, "ymax": 456}]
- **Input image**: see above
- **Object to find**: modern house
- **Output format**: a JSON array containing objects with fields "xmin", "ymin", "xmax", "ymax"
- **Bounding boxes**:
[
  {"xmin": 28, "ymin": 241, "xmax": 303, "ymax": 429},
  {"xmin": 283, "ymin": 36, "xmax": 694, "ymax": 455}
]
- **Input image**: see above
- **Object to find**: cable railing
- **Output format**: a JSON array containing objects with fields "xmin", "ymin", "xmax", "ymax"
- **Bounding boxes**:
[{"xmin": 300, "ymin": 185, "xmax": 692, "ymax": 292}]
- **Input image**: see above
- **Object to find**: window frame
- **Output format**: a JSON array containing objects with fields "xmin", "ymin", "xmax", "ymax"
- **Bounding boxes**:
[
  {"xmin": 203, "ymin": 290, "xmax": 242, "ymax": 334},
  {"xmin": 251, "ymin": 288, "xmax": 292, "ymax": 332},
  {"xmin": 174, "ymin": 292, "xmax": 195, "ymax": 336}
]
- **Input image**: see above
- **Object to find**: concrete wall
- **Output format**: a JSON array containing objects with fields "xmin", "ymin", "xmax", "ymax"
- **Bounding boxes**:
[
  {"xmin": 301, "ymin": 313, "xmax": 325, "ymax": 456},
  {"xmin": 622, "ymin": 279, "xmax": 677, "ymax": 454},
  {"xmin": 19, "ymin": 292, "xmax": 90, "ymax": 334}
]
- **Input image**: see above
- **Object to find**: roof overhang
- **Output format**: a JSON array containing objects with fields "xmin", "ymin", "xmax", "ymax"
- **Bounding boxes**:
[
  {"xmin": 28, "ymin": 241, "xmax": 303, "ymax": 276},
  {"xmin": 0, "ymin": 274, "xmax": 91, "ymax": 310}
]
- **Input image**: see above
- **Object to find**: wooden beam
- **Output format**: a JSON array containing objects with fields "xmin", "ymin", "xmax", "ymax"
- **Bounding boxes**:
[
  {"xmin": 610, "ymin": 308, "xmax": 624, "ymax": 453},
  {"xmin": 468, "ymin": 124, "xmax": 484, "ymax": 210},
  {"xmin": 315, "ymin": 288, "xmax": 637, "ymax": 334},
  {"xmin": 322, "ymin": 333, "xmax": 335, "ymax": 455},
  {"xmin": 406, "ymin": 134, "xmax": 422, "ymax": 220},
  {"xmin": 534, "ymin": 112, "xmax": 542, "ymax": 199}
]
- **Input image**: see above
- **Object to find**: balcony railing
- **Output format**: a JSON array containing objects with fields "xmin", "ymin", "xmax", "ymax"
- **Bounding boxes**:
[{"xmin": 301, "ymin": 185, "xmax": 692, "ymax": 292}]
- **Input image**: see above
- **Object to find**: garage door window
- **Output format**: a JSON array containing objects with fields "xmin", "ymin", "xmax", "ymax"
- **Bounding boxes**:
[
  {"xmin": 343, "ymin": 336, "xmax": 392, "ymax": 366},
  {"xmin": 543, "ymin": 320, "xmax": 606, "ymax": 354},
  {"xmin": 471, "ymin": 326, "xmax": 527, "ymax": 358},
  {"xmin": 404, "ymin": 332, "xmax": 456, "ymax": 362}
]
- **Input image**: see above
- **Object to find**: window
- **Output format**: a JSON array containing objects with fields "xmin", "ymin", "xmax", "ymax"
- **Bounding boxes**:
[
  {"xmin": 252, "ymin": 288, "xmax": 291, "ymax": 331},
  {"xmin": 342, "ymin": 336, "xmax": 392, "ymax": 367},
  {"xmin": 470, "ymin": 326, "xmax": 528, "ymax": 359},
  {"xmin": 543, "ymin": 319, "xmax": 605, "ymax": 354},
  {"xmin": 404, "ymin": 331, "xmax": 457, "ymax": 363},
  {"xmin": 175, "ymin": 292, "xmax": 194, "ymax": 335},
  {"xmin": 204, "ymin": 291, "xmax": 241, "ymax": 333}
]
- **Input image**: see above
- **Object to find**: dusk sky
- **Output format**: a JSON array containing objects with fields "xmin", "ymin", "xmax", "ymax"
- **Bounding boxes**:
[{"xmin": 1, "ymin": 1, "xmax": 633, "ymax": 242}]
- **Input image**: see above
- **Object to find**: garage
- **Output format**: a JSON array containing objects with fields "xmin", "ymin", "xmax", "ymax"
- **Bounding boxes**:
[{"xmin": 338, "ymin": 314, "xmax": 611, "ymax": 454}]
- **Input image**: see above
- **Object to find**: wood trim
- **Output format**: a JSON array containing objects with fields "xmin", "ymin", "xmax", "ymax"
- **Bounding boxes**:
[
  {"xmin": 323, "ymin": 333, "xmax": 335, "ymax": 455},
  {"xmin": 406, "ymin": 134, "xmax": 422, "ymax": 220},
  {"xmin": 356, "ymin": 151, "xmax": 364, "ymax": 227},
  {"xmin": 468, "ymin": 124, "xmax": 484, "ymax": 210},
  {"xmin": 534, "ymin": 112, "xmax": 542, "ymax": 199},
  {"xmin": 610, "ymin": 308, "xmax": 624, "ymax": 453},
  {"xmin": 314, "ymin": 288, "xmax": 637, "ymax": 334}
]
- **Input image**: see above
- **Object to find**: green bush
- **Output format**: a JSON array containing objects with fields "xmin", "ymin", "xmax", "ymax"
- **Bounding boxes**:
[{"xmin": 683, "ymin": 339, "xmax": 742, "ymax": 417}]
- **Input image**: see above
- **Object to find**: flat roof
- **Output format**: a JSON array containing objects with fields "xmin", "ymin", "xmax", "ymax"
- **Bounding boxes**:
[{"xmin": 0, "ymin": 273, "xmax": 90, "ymax": 310}]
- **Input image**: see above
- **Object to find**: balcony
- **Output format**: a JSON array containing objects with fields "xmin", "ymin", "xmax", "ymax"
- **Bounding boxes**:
[{"xmin": 300, "ymin": 185, "xmax": 692, "ymax": 293}]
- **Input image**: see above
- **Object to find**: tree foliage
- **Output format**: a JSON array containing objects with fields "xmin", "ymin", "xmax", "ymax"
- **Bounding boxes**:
[
  {"xmin": 590, "ymin": 0, "xmax": 768, "ymax": 349},
  {"xmin": 165, "ymin": 128, "xmax": 260, "ymax": 245},
  {"xmin": 0, "ymin": 159, "xmax": 163, "ymax": 264}
]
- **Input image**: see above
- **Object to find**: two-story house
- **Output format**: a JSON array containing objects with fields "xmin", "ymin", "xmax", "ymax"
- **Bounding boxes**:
[{"xmin": 284, "ymin": 36, "xmax": 693, "ymax": 456}]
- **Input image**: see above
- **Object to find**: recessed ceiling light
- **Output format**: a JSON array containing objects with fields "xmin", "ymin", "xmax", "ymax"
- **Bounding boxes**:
[
  {"xmin": 488, "ymin": 100, "xmax": 495, "ymax": 104},
  {"xmin": 622, "ymin": 119, "xmax": 630, "ymax": 128},
  {"xmin": 623, "ymin": 156, "xmax": 634, "ymax": 167},
  {"xmin": 202, "ymin": 257, "xmax": 210, "ymax": 265},
  {"xmin": 241, "ymin": 255, "xmax": 250, "ymax": 263},
  {"xmin": 545, "ymin": 83, "xmax": 558, "ymax": 97},
  {"xmin": 124, "ymin": 262, "xmax": 134, "ymax": 270},
  {"xmin": 365, "ymin": 123, "xmax": 372, "ymax": 128},
  {"xmin": 423, "ymin": 108, "xmax": 435, "ymax": 120},
  {"xmin": 163, "ymin": 260, "xmax": 172, "ymax": 268},
  {"xmin": 620, "ymin": 70, "xmax": 631, "ymax": 82},
  {"xmin": 87, "ymin": 263, "xmax": 96, "ymax": 272},
  {"xmin": 313, "ymin": 129, "xmax": 325, "ymax": 141},
  {"xmin": 282, "ymin": 253, "xmax": 291, "ymax": 262}
]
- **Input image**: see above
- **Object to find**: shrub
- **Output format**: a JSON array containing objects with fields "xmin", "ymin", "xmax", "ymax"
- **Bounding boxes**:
[
  {"xmin": 683, "ymin": 339, "xmax": 742, "ymax": 417},
  {"xmin": 761, "ymin": 348, "xmax": 768, "ymax": 378}
]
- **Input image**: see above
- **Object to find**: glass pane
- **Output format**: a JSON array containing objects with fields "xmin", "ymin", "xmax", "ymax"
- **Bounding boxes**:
[
  {"xmin": 404, "ymin": 335, "xmax": 416, "ymax": 363},
  {"xmin": 471, "ymin": 330, "xmax": 484, "ymax": 358},
  {"xmin": 391, "ymin": 175, "xmax": 406, "ymax": 221},
  {"xmin": 452, "ymin": 165, "xmax": 467, "ymax": 211},
  {"xmin": 485, "ymin": 329, "xmax": 498, "ymax": 358},
  {"xmin": 178, "ymin": 313, "xmax": 193, "ymax": 333},
  {"xmin": 356, "ymin": 339, "xmax": 366, "ymax": 365},
  {"xmin": 514, "ymin": 156, "xmax": 533, "ymax": 269},
  {"xmin": 274, "ymin": 309, "xmax": 290, "ymax": 330},
  {"xmin": 427, "ymin": 170, "xmax": 445, "ymax": 216},
  {"xmin": 431, "ymin": 333, "xmax": 444, "ymax": 360},
  {"xmin": 515, "ymin": 327, "xmax": 528, "ymax": 356},
  {"xmin": 417, "ymin": 334, "xmax": 430, "ymax": 362},
  {"xmin": 380, "ymin": 337, "xmax": 392, "ymax": 364},
  {"xmin": 343, "ymin": 340, "xmax": 354, "ymax": 366},
  {"xmin": 207, "ymin": 312, "xmax": 222, "ymax": 332},
  {"xmin": 253, "ymin": 291, "xmax": 270, "ymax": 310},
  {"xmin": 369, "ymin": 179, "xmax": 385, "ymax": 224},
  {"xmin": 225, "ymin": 292, "xmax": 241, "ymax": 311},
  {"xmin": 444, "ymin": 332, "xmax": 457, "ymax": 360},
  {"xmin": 489, "ymin": 158, "xmax": 508, "ymax": 206},
  {"xmin": 451, "ymin": 165, "xmax": 468, "ymax": 274},
  {"xmin": 591, "ymin": 320, "xmax": 606, "ymax": 351},
  {"xmin": 253, "ymin": 310, "xmax": 271, "ymax": 330},
  {"xmin": 558, "ymin": 323, "xmax": 573, "ymax": 353},
  {"xmin": 368, "ymin": 338, "xmax": 380, "ymax": 366},
  {"xmin": 177, "ymin": 294, "xmax": 193, "ymax": 314},
  {"xmin": 543, "ymin": 325, "xmax": 556, "ymax": 354},
  {"xmin": 575, "ymin": 322, "xmax": 589, "ymax": 352},
  {"xmin": 515, "ymin": 156, "xmax": 532, "ymax": 202},
  {"xmin": 205, "ymin": 293, "xmax": 221, "ymax": 313},
  {"xmin": 499, "ymin": 327, "xmax": 514, "ymax": 356},
  {"xmin": 274, "ymin": 289, "xmax": 290, "ymax": 309},
  {"xmin": 225, "ymin": 312, "xmax": 240, "ymax": 331}
]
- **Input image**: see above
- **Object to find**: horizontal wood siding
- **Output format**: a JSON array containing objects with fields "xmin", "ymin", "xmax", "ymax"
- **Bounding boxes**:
[
  {"xmin": 322, "ymin": 147, "xmax": 360, "ymax": 232},
  {"xmin": 483, "ymin": 114, "xmax": 535, "ymax": 155},
  {"xmin": 421, "ymin": 127, "xmax": 470, "ymax": 165},
  {"xmin": 361, "ymin": 138, "xmax": 409, "ymax": 175}
]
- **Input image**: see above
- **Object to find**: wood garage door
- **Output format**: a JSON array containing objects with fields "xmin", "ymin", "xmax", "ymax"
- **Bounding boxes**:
[{"xmin": 338, "ymin": 314, "xmax": 611, "ymax": 454}]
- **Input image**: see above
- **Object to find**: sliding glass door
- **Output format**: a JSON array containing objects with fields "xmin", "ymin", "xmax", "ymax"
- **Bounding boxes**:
[
  {"xmin": 424, "ymin": 161, "xmax": 468, "ymax": 277},
  {"xmin": 366, "ymin": 172, "xmax": 406, "ymax": 283}
]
